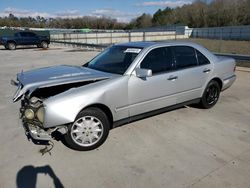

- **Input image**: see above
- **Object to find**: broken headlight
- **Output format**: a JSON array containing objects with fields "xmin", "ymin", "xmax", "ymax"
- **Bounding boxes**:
[
  {"xmin": 36, "ymin": 107, "xmax": 45, "ymax": 123},
  {"xmin": 24, "ymin": 108, "xmax": 35, "ymax": 120}
]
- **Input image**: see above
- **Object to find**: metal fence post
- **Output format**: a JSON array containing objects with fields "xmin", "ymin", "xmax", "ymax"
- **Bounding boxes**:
[
  {"xmin": 129, "ymin": 31, "xmax": 131, "ymax": 42},
  {"xmin": 219, "ymin": 28, "xmax": 223, "ymax": 53},
  {"xmin": 229, "ymin": 27, "xmax": 232, "ymax": 40},
  {"xmin": 111, "ymin": 32, "xmax": 113, "ymax": 44},
  {"xmin": 239, "ymin": 27, "xmax": 242, "ymax": 40},
  {"xmin": 96, "ymin": 32, "xmax": 98, "ymax": 44},
  {"xmin": 143, "ymin": 31, "xmax": 146, "ymax": 41}
]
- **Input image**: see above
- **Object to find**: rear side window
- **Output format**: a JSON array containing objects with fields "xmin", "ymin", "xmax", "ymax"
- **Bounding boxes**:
[
  {"xmin": 140, "ymin": 47, "xmax": 173, "ymax": 74},
  {"xmin": 172, "ymin": 46, "xmax": 197, "ymax": 69},
  {"xmin": 196, "ymin": 50, "xmax": 210, "ymax": 65}
]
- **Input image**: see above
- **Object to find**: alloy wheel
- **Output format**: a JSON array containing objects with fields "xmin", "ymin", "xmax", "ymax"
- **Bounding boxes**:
[{"xmin": 70, "ymin": 116, "xmax": 104, "ymax": 147}]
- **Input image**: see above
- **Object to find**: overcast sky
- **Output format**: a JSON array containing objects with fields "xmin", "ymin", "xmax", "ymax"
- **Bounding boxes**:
[{"xmin": 0, "ymin": 0, "xmax": 193, "ymax": 22}]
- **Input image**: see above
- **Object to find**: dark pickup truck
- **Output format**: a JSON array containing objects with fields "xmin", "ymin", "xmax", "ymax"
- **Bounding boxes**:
[{"xmin": 0, "ymin": 31, "xmax": 50, "ymax": 50}]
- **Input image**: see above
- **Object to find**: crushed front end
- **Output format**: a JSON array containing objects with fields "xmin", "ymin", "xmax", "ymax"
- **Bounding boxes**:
[
  {"xmin": 20, "ymin": 96, "xmax": 52, "ymax": 141},
  {"xmin": 11, "ymin": 79, "xmax": 56, "ymax": 142}
]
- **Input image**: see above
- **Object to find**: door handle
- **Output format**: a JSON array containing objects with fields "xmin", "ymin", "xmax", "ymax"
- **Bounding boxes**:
[
  {"xmin": 168, "ymin": 75, "xmax": 178, "ymax": 81},
  {"xmin": 203, "ymin": 68, "xmax": 211, "ymax": 73}
]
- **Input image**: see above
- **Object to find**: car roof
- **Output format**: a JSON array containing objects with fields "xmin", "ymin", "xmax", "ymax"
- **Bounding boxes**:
[
  {"xmin": 115, "ymin": 41, "xmax": 157, "ymax": 48},
  {"xmin": 115, "ymin": 41, "xmax": 207, "ymax": 49}
]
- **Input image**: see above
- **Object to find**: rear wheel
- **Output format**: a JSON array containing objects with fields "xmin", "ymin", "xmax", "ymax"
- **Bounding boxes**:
[
  {"xmin": 4, "ymin": 45, "xmax": 9, "ymax": 50},
  {"xmin": 200, "ymin": 80, "xmax": 221, "ymax": 109},
  {"xmin": 7, "ymin": 42, "xmax": 16, "ymax": 50},
  {"xmin": 40, "ymin": 41, "xmax": 49, "ymax": 49},
  {"xmin": 64, "ymin": 107, "xmax": 110, "ymax": 151}
]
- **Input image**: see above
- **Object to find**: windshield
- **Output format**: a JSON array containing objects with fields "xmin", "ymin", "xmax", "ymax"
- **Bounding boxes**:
[{"xmin": 86, "ymin": 46, "xmax": 142, "ymax": 74}]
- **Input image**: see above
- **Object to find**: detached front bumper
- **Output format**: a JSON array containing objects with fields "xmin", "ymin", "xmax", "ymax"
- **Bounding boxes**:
[
  {"xmin": 23, "ymin": 123, "xmax": 51, "ymax": 141},
  {"xmin": 222, "ymin": 75, "xmax": 236, "ymax": 91}
]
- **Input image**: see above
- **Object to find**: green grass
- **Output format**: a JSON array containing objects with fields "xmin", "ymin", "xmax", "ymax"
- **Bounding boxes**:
[{"xmin": 178, "ymin": 38, "xmax": 250, "ymax": 55}]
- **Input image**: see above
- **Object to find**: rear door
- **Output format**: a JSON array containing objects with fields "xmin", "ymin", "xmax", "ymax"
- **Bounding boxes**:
[{"xmin": 170, "ymin": 46, "xmax": 212, "ymax": 103}]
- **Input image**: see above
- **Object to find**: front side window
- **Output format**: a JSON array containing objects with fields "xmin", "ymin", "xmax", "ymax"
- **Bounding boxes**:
[
  {"xmin": 140, "ymin": 47, "xmax": 173, "ymax": 74},
  {"xmin": 87, "ymin": 46, "xmax": 142, "ymax": 75},
  {"xmin": 172, "ymin": 46, "xmax": 197, "ymax": 69}
]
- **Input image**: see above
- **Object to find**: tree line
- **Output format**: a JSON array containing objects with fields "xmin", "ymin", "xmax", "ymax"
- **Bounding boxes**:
[
  {"xmin": 0, "ymin": 14, "xmax": 126, "ymax": 29},
  {"xmin": 127, "ymin": 0, "xmax": 250, "ymax": 29},
  {"xmin": 0, "ymin": 0, "xmax": 249, "ymax": 30}
]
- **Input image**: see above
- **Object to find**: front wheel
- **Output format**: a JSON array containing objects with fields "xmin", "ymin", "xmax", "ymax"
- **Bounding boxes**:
[
  {"xmin": 7, "ymin": 42, "xmax": 16, "ymax": 50},
  {"xmin": 200, "ymin": 80, "xmax": 221, "ymax": 109},
  {"xmin": 64, "ymin": 107, "xmax": 110, "ymax": 151}
]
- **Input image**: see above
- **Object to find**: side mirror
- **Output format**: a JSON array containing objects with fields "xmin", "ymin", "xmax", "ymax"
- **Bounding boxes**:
[{"xmin": 135, "ymin": 68, "xmax": 152, "ymax": 78}]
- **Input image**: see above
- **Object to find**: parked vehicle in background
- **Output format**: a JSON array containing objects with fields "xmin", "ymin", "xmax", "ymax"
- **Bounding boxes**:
[
  {"xmin": 11, "ymin": 41, "xmax": 236, "ymax": 151},
  {"xmin": 0, "ymin": 31, "xmax": 50, "ymax": 50}
]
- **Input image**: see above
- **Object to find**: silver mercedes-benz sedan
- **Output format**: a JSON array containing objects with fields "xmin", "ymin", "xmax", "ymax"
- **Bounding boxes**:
[{"xmin": 12, "ymin": 41, "xmax": 236, "ymax": 151}]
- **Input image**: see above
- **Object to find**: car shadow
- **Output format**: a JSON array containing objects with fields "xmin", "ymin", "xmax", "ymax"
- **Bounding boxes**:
[
  {"xmin": 0, "ymin": 46, "xmax": 38, "ymax": 50},
  {"xmin": 0, "ymin": 47, "xmax": 62, "ymax": 51},
  {"xmin": 16, "ymin": 165, "xmax": 64, "ymax": 188}
]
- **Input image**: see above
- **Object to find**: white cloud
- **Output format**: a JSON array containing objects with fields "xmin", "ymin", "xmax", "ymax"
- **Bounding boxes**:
[
  {"xmin": 137, "ymin": 0, "xmax": 192, "ymax": 8},
  {"xmin": 3, "ymin": 7, "xmax": 50, "ymax": 18},
  {"xmin": 0, "ymin": 7, "xmax": 138, "ymax": 22},
  {"xmin": 0, "ymin": 7, "xmax": 82, "ymax": 18},
  {"xmin": 90, "ymin": 8, "xmax": 139, "ymax": 23},
  {"xmin": 55, "ymin": 10, "xmax": 81, "ymax": 18}
]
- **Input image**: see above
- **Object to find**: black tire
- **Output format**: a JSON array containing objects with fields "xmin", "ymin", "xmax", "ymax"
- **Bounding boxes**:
[
  {"xmin": 37, "ymin": 44, "xmax": 42, "ymax": 48},
  {"xmin": 200, "ymin": 80, "xmax": 221, "ymax": 109},
  {"xmin": 64, "ymin": 107, "xmax": 110, "ymax": 151},
  {"xmin": 40, "ymin": 41, "xmax": 49, "ymax": 49},
  {"xmin": 7, "ymin": 42, "xmax": 16, "ymax": 50},
  {"xmin": 4, "ymin": 45, "xmax": 9, "ymax": 50}
]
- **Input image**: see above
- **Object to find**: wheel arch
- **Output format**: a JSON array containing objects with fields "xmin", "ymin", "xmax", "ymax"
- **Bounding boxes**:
[
  {"xmin": 79, "ymin": 103, "xmax": 114, "ymax": 129},
  {"xmin": 7, "ymin": 40, "xmax": 16, "ymax": 45},
  {"xmin": 210, "ymin": 77, "xmax": 223, "ymax": 90},
  {"xmin": 41, "ymin": 40, "xmax": 49, "ymax": 43}
]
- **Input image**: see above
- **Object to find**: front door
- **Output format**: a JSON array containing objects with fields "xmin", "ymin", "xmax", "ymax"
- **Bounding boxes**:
[{"xmin": 128, "ymin": 47, "xmax": 178, "ymax": 117}]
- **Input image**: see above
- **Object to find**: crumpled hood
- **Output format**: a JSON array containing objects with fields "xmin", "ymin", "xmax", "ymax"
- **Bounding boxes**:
[{"xmin": 12, "ymin": 65, "xmax": 115, "ymax": 102}]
